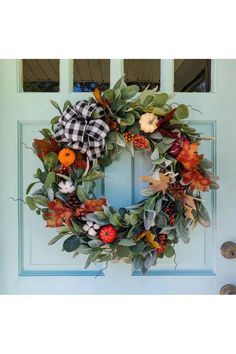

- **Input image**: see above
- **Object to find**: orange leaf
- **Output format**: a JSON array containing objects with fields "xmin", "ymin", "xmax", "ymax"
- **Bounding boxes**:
[
  {"xmin": 182, "ymin": 170, "xmax": 211, "ymax": 192},
  {"xmin": 34, "ymin": 138, "xmax": 60, "ymax": 159},
  {"xmin": 84, "ymin": 197, "xmax": 106, "ymax": 213},
  {"xmin": 177, "ymin": 141, "xmax": 200, "ymax": 170},
  {"xmin": 140, "ymin": 173, "xmax": 170, "ymax": 192},
  {"xmin": 184, "ymin": 205, "xmax": 195, "ymax": 220},
  {"xmin": 93, "ymin": 87, "xmax": 109, "ymax": 108},
  {"xmin": 44, "ymin": 199, "xmax": 73, "ymax": 228}
]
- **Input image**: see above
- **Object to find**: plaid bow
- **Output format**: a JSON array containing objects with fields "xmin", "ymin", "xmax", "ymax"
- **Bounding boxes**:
[{"xmin": 54, "ymin": 100, "xmax": 110, "ymax": 160}]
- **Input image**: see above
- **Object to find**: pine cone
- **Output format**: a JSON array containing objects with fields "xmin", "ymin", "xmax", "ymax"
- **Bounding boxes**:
[{"xmin": 65, "ymin": 193, "xmax": 81, "ymax": 212}]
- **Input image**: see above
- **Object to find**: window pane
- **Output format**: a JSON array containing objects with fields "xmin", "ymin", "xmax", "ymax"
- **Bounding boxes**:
[
  {"xmin": 73, "ymin": 59, "xmax": 110, "ymax": 92},
  {"xmin": 22, "ymin": 59, "xmax": 59, "ymax": 92},
  {"xmin": 174, "ymin": 59, "xmax": 211, "ymax": 92},
  {"xmin": 124, "ymin": 59, "xmax": 160, "ymax": 91}
]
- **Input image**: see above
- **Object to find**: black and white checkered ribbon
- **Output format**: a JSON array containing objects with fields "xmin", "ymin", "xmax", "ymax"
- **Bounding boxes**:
[{"xmin": 54, "ymin": 100, "xmax": 110, "ymax": 160}]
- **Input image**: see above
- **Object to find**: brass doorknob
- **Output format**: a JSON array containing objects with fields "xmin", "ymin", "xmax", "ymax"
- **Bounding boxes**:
[
  {"xmin": 220, "ymin": 284, "xmax": 236, "ymax": 295},
  {"xmin": 220, "ymin": 241, "xmax": 236, "ymax": 259}
]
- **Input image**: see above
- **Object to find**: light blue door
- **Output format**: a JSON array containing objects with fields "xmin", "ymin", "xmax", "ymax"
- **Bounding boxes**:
[{"xmin": 0, "ymin": 59, "xmax": 235, "ymax": 294}]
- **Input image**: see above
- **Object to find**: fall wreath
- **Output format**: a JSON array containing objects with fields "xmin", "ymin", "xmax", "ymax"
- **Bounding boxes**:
[{"xmin": 25, "ymin": 76, "xmax": 219, "ymax": 273}]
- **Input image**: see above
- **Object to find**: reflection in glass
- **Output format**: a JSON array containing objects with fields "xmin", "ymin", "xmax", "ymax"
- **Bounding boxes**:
[
  {"xmin": 124, "ymin": 59, "xmax": 160, "ymax": 91},
  {"xmin": 174, "ymin": 59, "xmax": 211, "ymax": 92},
  {"xmin": 23, "ymin": 59, "xmax": 59, "ymax": 92},
  {"xmin": 73, "ymin": 59, "xmax": 110, "ymax": 92}
]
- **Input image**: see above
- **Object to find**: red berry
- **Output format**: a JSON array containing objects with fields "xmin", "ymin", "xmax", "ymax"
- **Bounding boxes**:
[{"xmin": 99, "ymin": 225, "xmax": 117, "ymax": 243}]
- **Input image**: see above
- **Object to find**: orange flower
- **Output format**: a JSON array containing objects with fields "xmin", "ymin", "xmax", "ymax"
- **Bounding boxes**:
[
  {"xmin": 177, "ymin": 141, "xmax": 200, "ymax": 170},
  {"xmin": 58, "ymin": 148, "xmax": 76, "ymax": 167},
  {"xmin": 182, "ymin": 170, "xmax": 211, "ymax": 191},
  {"xmin": 43, "ymin": 199, "xmax": 73, "ymax": 228}
]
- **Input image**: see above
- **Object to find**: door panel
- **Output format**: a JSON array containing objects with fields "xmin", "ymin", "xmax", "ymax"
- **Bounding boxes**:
[{"xmin": 0, "ymin": 59, "xmax": 235, "ymax": 294}]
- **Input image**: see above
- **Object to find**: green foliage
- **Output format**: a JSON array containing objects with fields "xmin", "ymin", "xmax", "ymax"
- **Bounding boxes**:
[
  {"xmin": 103, "ymin": 89, "xmax": 115, "ymax": 102},
  {"xmin": 164, "ymin": 245, "xmax": 175, "ymax": 258},
  {"xmin": 153, "ymin": 93, "xmax": 168, "ymax": 107},
  {"xmin": 50, "ymin": 100, "xmax": 62, "ymax": 114},
  {"xmin": 77, "ymin": 186, "xmax": 89, "ymax": 202},
  {"xmin": 63, "ymin": 235, "xmax": 80, "ymax": 252},
  {"xmin": 44, "ymin": 172, "xmax": 56, "ymax": 188},
  {"xmin": 175, "ymin": 104, "xmax": 189, "ymax": 119},
  {"xmin": 121, "ymin": 85, "xmax": 139, "ymax": 99},
  {"xmin": 43, "ymin": 152, "xmax": 58, "ymax": 171},
  {"xmin": 26, "ymin": 76, "xmax": 217, "ymax": 274}
]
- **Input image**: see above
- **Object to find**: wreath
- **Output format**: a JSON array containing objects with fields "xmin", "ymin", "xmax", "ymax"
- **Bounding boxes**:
[{"xmin": 25, "ymin": 76, "xmax": 219, "ymax": 273}]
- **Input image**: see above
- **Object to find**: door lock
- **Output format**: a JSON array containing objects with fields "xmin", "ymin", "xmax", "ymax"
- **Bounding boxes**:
[
  {"xmin": 220, "ymin": 241, "xmax": 236, "ymax": 259},
  {"xmin": 220, "ymin": 284, "xmax": 236, "ymax": 295}
]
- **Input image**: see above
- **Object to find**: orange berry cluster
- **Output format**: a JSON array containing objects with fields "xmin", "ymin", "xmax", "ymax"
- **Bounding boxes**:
[{"xmin": 123, "ymin": 132, "xmax": 151, "ymax": 151}]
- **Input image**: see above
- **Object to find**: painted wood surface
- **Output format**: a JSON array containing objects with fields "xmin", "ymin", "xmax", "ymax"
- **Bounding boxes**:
[{"xmin": 0, "ymin": 59, "xmax": 235, "ymax": 294}]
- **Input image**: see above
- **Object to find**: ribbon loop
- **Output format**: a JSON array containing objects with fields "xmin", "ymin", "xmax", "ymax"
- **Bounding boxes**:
[{"xmin": 54, "ymin": 100, "xmax": 109, "ymax": 160}]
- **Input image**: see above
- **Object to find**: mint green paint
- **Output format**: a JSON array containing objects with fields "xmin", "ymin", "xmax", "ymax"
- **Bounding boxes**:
[{"xmin": 0, "ymin": 59, "xmax": 235, "ymax": 294}]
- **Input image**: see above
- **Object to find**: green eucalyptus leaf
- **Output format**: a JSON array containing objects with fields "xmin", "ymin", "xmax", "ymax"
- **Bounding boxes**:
[
  {"xmin": 50, "ymin": 100, "xmax": 62, "ymax": 114},
  {"xmin": 32, "ymin": 195, "xmax": 49, "ymax": 206},
  {"xmin": 88, "ymin": 239, "xmax": 104, "ymax": 248},
  {"xmin": 175, "ymin": 104, "xmax": 189, "ymax": 119},
  {"xmin": 26, "ymin": 182, "xmax": 39, "ymax": 195},
  {"xmin": 50, "ymin": 116, "xmax": 61, "ymax": 126},
  {"xmin": 144, "ymin": 252, "xmax": 156, "ymax": 269},
  {"xmin": 144, "ymin": 195, "xmax": 157, "ymax": 211},
  {"xmin": 103, "ymin": 89, "xmax": 115, "ymax": 102},
  {"xmin": 25, "ymin": 196, "xmax": 37, "ymax": 210},
  {"xmin": 63, "ymin": 100, "xmax": 73, "ymax": 111},
  {"xmin": 131, "ymin": 241, "xmax": 146, "ymax": 255},
  {"xmin": 143, "ymin": 95, "xmax": 153, "ymax": 108},
  {"xmin": 151, "ymin": 147, "xmax": 159, "ymax": 161},
  {"xmin": 176, "ymin": 218, "xmax": 190, "ymax": 243},
  {"xmin": 164, "ymin": 245, "xmax": 175, "ymax": 258},
  {"xmin": 63, "ymin": 235, "xmax": 80, "ymax": 252},
  {"xmin": 121, "ymin": 85, "xmax": 139, "ymax": 99},
  {"xmin": 153, "ymin": 93, "xmax": 168, "ymax": 107},
  {"xmin": 133, "ymin": 255, "xmax": 144, "ymax": 270},
  {"xmin": 197, "ymin": 202, "xmax": 211, "ymax": 228},
  {"xmin": 200, "ymin": 159, "xmax": 214, "ymax": 169},
  {"xmin": 78, "ymin": 244, "xmax": 92, "ymax": 255},
  {"xmin": 119, "ymin": 239, "xmax": 136, "ymax": 247},
  {"xmin": 109, "ymin": 213, "xmax": 124, "ymax": 227},
  {"xmin": 77, "ymin": 186, "xmax": 89, "ymax": 202},
  {"xmin": 127, "ymin": 121, "xmax": 141, "ymax": 134},
  {"xmin": 81, "ymin": 169, "xmax": 105, "ymax": 182},
  {"xmin": 129, "ymin": 212, "xmax": 138, "ymax": 226},
  {"xmin": 116, "ymin": 132, "xmax": 126, "ymax": 147},
  {"xmin": 44, "ymin": 172, "xmax": 56, "ymax": 188},
  {"xmin": 156, "ymin": 211, "xmax": 168, "ymax": 228},
  {"xmin": 144, "ymin": 210, "xmax": 156, "ymax": 230},
  {"xmin": 113, "ymin": 75, "xmax": 126, "ymax": 90},
  {"xmin": 44, "ymin": 152, "xmax": 58, "ymax": 170},
  {"xmin": 120, "ymin": 112, "xmax": 135, "ymax": 127}
]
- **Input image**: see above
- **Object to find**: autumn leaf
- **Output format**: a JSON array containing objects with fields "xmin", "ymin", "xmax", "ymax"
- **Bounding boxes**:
[
  {"xmin": 183, "ymin": 194, "xmax": 196, "ymax": 210},
  {"xmin": 177, "ymin": 141, "xmax": 200, "ymax": 170},
  {"xmin": 43, "ymin": 199, "xmax": 73, "ymax": 228},
  {"xmin": 182, "ymin": 170, "xmax": 211, "ymax": 192},
  {"xmin": 93, "ymin": 87, "xmax": 109, "ymax": 108},
  {"xmin": 140, "ymin": 173, "xmax": 170, "ymax": 192},
  {"xmin": 134, "ymin": 230, "xmax": 165, "ymax": 252},
  {"xmin": 33, "ymin": 138, "xmax": 60, "ymax": 159},
  {"xmin": 184, "ymin": 204, "xmax": 195, "ymax": 220}
]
